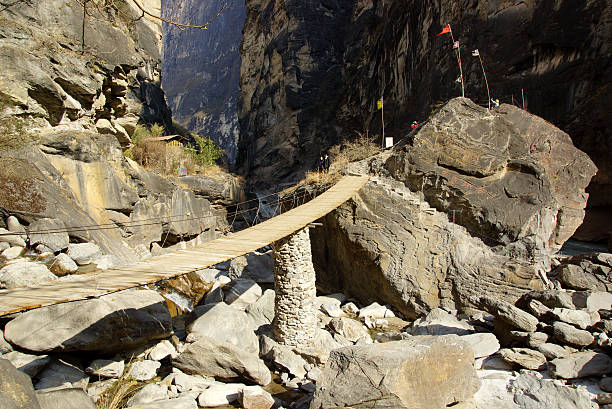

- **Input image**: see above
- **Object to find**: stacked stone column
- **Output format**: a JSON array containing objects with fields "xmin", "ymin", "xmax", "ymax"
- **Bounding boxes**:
[{"xmin": 272, "ymin": 227, "xmax": 317, "ymax": 348}]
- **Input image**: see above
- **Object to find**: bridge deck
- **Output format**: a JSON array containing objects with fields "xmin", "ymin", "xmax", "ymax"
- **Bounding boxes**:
[{"xmin": 0, "ymin": 175, "xmax": 369, "ymax": 316}]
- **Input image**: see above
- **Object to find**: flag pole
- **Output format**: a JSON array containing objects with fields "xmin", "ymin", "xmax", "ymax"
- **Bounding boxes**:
[
  {"xmin": 381, "ymin": 96, "xmax": 385, "ymax": 147},
  {"xmin": 477, "ymin": 52, "xmax": 491, "ymax": 110},
  {"xmin": 449, "ymin": 27, "xmax": 465, "ymax": 98}
]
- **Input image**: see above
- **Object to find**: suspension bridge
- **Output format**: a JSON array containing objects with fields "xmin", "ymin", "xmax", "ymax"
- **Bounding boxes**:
[{"xmin": 0, "ymin": 175, "xmax": 369, "ymax": 316}]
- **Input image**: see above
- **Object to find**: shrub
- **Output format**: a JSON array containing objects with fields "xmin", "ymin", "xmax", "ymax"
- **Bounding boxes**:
[{"xmin": 123, "ymin": 124, "xmax": 225, "ymax": 176}]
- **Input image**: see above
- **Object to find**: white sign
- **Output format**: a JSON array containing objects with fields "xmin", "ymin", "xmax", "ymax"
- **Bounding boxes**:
[
  {"xmin": 385, "ymin": 137, "xmax": 394, "ymax": 148},
  {"xmin": 177, "ymin": 167, "xmax": 187, "ymax": 176}
]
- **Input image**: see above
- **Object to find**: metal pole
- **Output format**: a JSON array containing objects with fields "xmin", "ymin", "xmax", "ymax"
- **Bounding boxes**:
[
  {"xmin": 521, "ymin": 88, "xmax": 525, "ymax": 110},
  {"xmin": 449, "ymin": 28, "xmax": 465, "ymax": 98},
  {"xmin": 381, "ymin": 96, "xmax": 385, "ymax": 147},
  {"xmin": 478, "ymin": 54, "xmax": 491, "ymax": 110}
]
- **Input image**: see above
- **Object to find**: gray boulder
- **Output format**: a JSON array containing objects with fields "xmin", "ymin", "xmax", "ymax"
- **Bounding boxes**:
[
  {"xmin": 173, "ymin": 335, "xmax": 271, "ymax": 386},
  {"xmin": 550, "ymin": 351, "xmax": 612, "ymax": 379},
  {"xmin": 127, "ymin": 383, "xmax": 169, "ymax": 406},
  {"xmin": 409, "ymin": 308, "xmax": 473, "ymax": 336},
  {"xmin": 0, "ymin": 228, "xmax": 26, "ymax": 247},
  {"xmin": 509, "ymin": 372, "xmax": 593, "ymax": 409},
  {"xmin": 245, "ymin": 289, "xmax": 275, "ymax": 328},
  {"xmin": 187, "ymin": 302, "xmax": 258, "ymax": 353},
  {"xmin": 537, "ymin": 343, "xmax": 570, "ymax": 360},
  {"xmin": 1, "ymin": 351, "xmax": 51, "ymax": 377},
  {"xmin": 572, "ymin": 291, "xmax": 612, "ymax": 310},
  {"xmin": 34, "ymin": 358, "xmax": 88, "ymax": 392},
  {"xmin": 327, "ymin": 317, "xmax": 370, "ymax": 343},
  {"xmin": 1, "ymin": 246, "xmax": 24, "ymax": 260},
  {"xmin": 29, "ymin": 218, "xmax": 69, "ymax": 253},
  {"xmin": 128, "ymin": 360, "xmax": 160, "ymax": 381},
  {"xmin": 474, "ymin": 296, "xmax": 539, "ymax": 332},
  {"xmin": 223, "ymin": 279, "xmax": 263, "ymax": 310},
  {"xmin": 0, "ymin": 359, "xmax": 41, "ymax": 409},
  {"xmin": 49, "ymin": 253, "xmax": 78, "ymax": 276},
  {"xmin": 550, "ymin": 308, "xmax": 599, "ymax": 329},
  {"xmin": 498, "ymin": 348, "xmax": 547, "ymax": 370},
  {"xmin": 0, "ymin": 330, "xmax": 13, "ymax": 354},
  {"xmin": 552, "ymin": 321, "xmax": 595, "ymax": 347},
  {"xmin": 518, "ymin": 290, "xmax": 576, "ymax": 310},
  {"xmin": 0, "ymin": 261, "xmax": 57, "ymax": 288},
  {"xmin": 229, "ymin": 250, "xmax": 274, "ymax": 283},
  {"xmin": 127, "ymin": 396, "xmax": 198, "ymax": 409},
  {"xmin": 309, "ymin": 336, "xmax": 480, "ymax": 409},
  {"xmin": 85, "ymin": 359, "xmax": 125, "ymax": 379},
  {"xmin": 6, "ymin": 216, "xmax": 25, "ymax": 234},
  {"xmin": 36, "ymin": 388, "xmax": 96, "ymax": 409},
  {"xmin": 66, "ymin": 243, "xmax": 101, "ymax": 265},
  {"xmin": 459, "ymin": 333, "xmax": 500, "ymax": 358},
  {"xmin": 4, "ymin": 289, "xmax": 172, "ymax": 352}
]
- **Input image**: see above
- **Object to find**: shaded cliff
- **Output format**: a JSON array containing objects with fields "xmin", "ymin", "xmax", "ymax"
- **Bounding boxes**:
[
  {"xmin": 162, "ymin": 0, "xmax": 246, "ymax": 164},
  {"xmin": 238, "ymin": 0, "xmax": 611, "ymax": 241}
]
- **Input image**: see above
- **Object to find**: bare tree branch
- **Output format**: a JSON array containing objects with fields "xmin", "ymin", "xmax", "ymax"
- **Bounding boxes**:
[{"xmin": 130, "ymin": 0, "xmax": 233, "ymax": 30}]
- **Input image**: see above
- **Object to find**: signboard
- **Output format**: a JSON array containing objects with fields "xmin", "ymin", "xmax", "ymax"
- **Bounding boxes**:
[
  {"xmin": 385, "ymin": 137, "xmax": 394, "ymax": 148},
  {"xmin": 177, "ymin": 167, "xmax": 187, "ymax": 176}
]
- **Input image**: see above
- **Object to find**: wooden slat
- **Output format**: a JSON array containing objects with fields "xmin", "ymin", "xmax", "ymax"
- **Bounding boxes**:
[{"xmin": 0, "ymin": 175, "xmax": 368, "ymax": 316}]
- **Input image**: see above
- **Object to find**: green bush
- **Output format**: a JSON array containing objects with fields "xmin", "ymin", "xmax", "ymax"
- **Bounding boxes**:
[{"xmin": 186, "ymin": 136, "xmax": 222, "ymax": 167}]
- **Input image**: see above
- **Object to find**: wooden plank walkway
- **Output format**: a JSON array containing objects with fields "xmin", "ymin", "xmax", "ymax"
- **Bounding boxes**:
[{"xmin": 0, "ymin": 175, "xmax": 369, "ymax": 316}]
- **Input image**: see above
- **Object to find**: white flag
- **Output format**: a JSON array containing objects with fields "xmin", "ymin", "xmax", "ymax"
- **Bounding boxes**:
[
  {"xmin": 472, "ymin": 49, "xmax": 480, "ymax": 56},
  {"xmin": 453, "ymin": 41, "xmax": 459, "ymax": 49}
]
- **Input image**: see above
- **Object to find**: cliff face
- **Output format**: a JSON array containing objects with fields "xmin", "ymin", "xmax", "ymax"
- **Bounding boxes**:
[
  {"xmin": 0, "ymin": 1, "xmax": 238, "ymax": 264},
  {"xmin": 238, "ymin": 0, "xmax": 611, "ymax": 239},
  {"xmin": 162, "ymin": 0, "xmax": 246, "ymax": 164},
  {"xmin": 0, "ymin": 0, "xmax": 172, "ymax": 140}
]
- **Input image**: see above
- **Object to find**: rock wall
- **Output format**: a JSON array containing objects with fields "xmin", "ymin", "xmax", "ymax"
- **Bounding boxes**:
[
  {"xmin": 238, "ymin": 0, "xmax": 611, "ymax": 239},
  {"xmin": 162, "ymin": 0, "xmax": 246, "ymax": 165},
  {"xmin": 0, "ymin": 1, "xmax": 240, "ymax": 264},
  {"xmin": 0, "ymin": 0, "xmax": 172, "ymax": 141}
]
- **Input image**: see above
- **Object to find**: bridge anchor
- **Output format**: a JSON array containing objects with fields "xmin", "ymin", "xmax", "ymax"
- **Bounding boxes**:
[{"xmin": 272, "ymin": 227, "xmax": 317, "ymax": 348}]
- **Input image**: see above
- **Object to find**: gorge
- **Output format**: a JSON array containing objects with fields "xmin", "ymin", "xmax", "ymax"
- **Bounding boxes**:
[{"xmin": 0, "ymin": 0, "xmax": 610, "ymax": 408}]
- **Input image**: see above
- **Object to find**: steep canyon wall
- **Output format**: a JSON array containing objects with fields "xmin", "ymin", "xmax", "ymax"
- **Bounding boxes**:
[
  {"xmin": 238, "ymin": 0, "xmax": 611, "ymax": 240},
  {"xmin": 162, "ymin": 0, "xmax": 246, "ymax": 164}
]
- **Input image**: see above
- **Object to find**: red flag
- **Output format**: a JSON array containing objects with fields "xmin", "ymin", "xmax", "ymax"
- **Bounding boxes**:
[{"xmin": 436, "ymin": 24, "xmax": 451, "ymax": 36}]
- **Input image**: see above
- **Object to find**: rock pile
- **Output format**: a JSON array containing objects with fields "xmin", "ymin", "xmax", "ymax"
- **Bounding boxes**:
[{"xmin": 2, "ymin": 248, "xmax": 610, "ymax": 408}]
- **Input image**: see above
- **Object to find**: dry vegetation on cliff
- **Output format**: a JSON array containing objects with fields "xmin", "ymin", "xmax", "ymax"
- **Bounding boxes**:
[
  {"xmin": 124, "ymin": 123, "xmax": 225, "ymax": 176},
  {"xmin": 287, "ymin": 134, "xmax": 381, "ymax": 193}
]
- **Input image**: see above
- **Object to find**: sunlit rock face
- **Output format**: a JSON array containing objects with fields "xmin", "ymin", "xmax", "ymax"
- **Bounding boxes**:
[
  {"xmin": 238, "ymin": 0, "xmax": 610, "ymax": 242},
  {"xmin": 162, "ymin": 0, "xmax": 246, "ymax": 165}
]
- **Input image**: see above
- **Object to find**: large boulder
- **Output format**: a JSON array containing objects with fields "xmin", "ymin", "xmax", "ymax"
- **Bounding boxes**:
[
  {"xmin": 3, "ymin": 289, "xmax": 172, "ymax": 352},
  {"xmin": 28, "ymin": 218, "xmax": 69, "ymax": 253},
  {"xmin": 36, "ymin": 388, "xmax": 96, "ymax": 409},
  {"xmin": 0, "ymin": 261, "xmax": 57, "ymax": 289},
  {"xmin": 386, "ymin": 98, "xmax": 596, "ymax": 256},
  {"xmin": 34, "ymin": 358, "xmax": 89, "ymax": 392},
  {"xmin": 509, "ymin": 372, "xmax": 593, "ymax": 409},
  {"xmin": 553, "ymin": 253, "xmax": 611, "ymax": 291},
  {"xmin": 550, "ymin": 351, "xmax": 612, "ymax": 379},
  {"xmin": 311, "ymin": 99, "xmax": 595, "ymax": 318},
  {"xmin": 309, "ymin": 336, "xmax": 480, "ymax": 409},
  {"xmin": 173, "ymin": 335, "xmax": 271, "ymax": 386},
  {"xmin": 311, "ymin": 176, "xmax": 543, "ymax": 319},
  {"xmin": 0, "ymin": 360, "xmax": 41, "ymax": 409},
  {"xmin": 187, "ymin": 302, "xmax": 259, "ymax": 353}
]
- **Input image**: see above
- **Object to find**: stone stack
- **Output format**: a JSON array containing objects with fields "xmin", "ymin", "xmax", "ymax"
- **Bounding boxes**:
[{"xmin": 273, "ymin": 228, "xmax": 317, "ymax": 349}]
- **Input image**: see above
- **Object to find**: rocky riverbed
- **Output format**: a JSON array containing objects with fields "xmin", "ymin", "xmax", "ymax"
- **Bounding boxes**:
[{"xmin": 1, "ymin": 237, "xmax": 611, "ymax": 408}]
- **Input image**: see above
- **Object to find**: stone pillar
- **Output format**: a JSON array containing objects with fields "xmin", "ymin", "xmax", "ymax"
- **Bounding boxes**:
[{"xmin": 272, "ymin": 227, "xmax": 317, "ymax": 348}]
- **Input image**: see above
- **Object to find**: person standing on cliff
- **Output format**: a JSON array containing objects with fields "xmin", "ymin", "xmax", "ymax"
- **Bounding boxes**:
[
  {"xmin": 318, "ymin": 154, "xmax": 325, "ymax": 173},
  {"xmin": 323, "ymin": 153, "xmax": 330, "ymax": 173}
]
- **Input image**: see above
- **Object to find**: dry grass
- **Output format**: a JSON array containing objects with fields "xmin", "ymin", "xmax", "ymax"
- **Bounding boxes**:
[
  {"xmin": 284, "ymin": 133, "xmax": 380, "ymax": 195},
  {"xmin": 124, "ymin": 124, "xmax": 225, "ymax": 177},
  {"xmin": 95, "ymin": 361, "xmax": 142, "ymax": 409}
]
